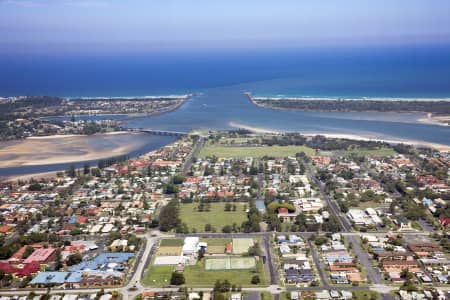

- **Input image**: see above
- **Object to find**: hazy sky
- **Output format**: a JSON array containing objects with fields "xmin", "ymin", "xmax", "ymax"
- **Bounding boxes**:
[{"xmin": 1, "ymin": 0, "xmax": 450, "ymax": 54}]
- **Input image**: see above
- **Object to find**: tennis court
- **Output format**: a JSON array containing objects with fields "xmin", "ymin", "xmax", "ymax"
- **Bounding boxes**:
[{"xmin": 232, "ymin": 238, "xmax": 254, "ymax": 254}]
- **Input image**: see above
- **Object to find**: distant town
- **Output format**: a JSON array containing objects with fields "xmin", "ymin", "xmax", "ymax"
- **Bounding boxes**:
[
  {"xmin": 0, "ymin": 95, "xmax": 190, "ymax": 140},
  {"xmin": 0, "ymin": 130, "xmax": 448, "ymax": 300}
]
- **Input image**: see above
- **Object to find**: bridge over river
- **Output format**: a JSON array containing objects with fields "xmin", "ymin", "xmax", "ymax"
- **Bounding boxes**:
[{"xmin": 130, "ymin": 128, "xmax": 189, "ymax": 137}]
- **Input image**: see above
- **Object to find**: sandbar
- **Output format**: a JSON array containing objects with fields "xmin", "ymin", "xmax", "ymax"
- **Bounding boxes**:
[{"xmin": 0, "ymin": 132, "xmax": 149, "ymax": 168}]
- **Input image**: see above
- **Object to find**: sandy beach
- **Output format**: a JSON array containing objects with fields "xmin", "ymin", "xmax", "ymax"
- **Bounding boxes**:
[
  {"xmin": 417, "ymin": 114, "xmax": 450, "ymax": 126},
  {"xmin": 0, "ymin": 132, "xmax": 149, "ymax": 168},
  {"xmin": 229, "ymin": 121, "xmax": 281, "ymax": 134},
  {"xmin": 229, "ymin": 121, "xmax": 450, "ymax": 152},
  {"xmin": 26, "ymin": 131, "xmax": 131, "ymax": 140}
]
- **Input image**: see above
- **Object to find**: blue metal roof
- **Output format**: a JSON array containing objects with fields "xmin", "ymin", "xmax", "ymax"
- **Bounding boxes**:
[
  {"xmin": 66, "ymin": 272, "xmax": 83, "ymax": 283},
  {"xmin": 69, "ymin": 252, "xmax": 134, "ymax": 272},
  {"xmin": 30, "ymin": 272, "xmax": 69, "ymax": 285},
  {"xmin": 255, "ymin": 200, "xmax": 266, "ymax": 211}
]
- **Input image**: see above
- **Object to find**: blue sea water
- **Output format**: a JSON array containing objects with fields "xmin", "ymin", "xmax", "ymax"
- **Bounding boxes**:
[{"xmin": 1, "ymin": 46, "xmax": 450, "ymax": 98}]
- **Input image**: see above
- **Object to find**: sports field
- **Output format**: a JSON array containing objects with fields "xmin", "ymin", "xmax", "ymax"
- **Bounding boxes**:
[
  {"xmin": 200, "ymin": 238, "xmax": 231, "ymax": 254},
  {"xmin": 179, "ymin": 203, "xmax": 247, "ymax": 231},
  {"xmin": 156, "ymin": 246, "xmax": 182, "ymax": 256},
  {"xmin": 159, "ymin": 239, "xmax": 184, "ymax": 247},
  {"xmin": 183, "ymin": 259, "xmax": 268, "ymax": 286},
  {"xmin": 141, "ymin": 265, "xmax": 173, "ymax": 287},
  {"xmin": 205, "ymin": 257, "xmax": 256, "ymax": 270},
  {"xmin": 232, "ymin": 238, "xmax": 254, "ymax": 254},
  {"xmin": 198, "ymin": 144, "xmax": 314, "ymax": 159}
]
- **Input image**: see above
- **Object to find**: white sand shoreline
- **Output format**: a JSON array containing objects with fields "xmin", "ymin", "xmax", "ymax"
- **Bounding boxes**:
[
  {"xmin": 416, "ymin": 114, "xmax": 450, "ymax": 127},
  {"xmin": 26, "ymin": 131, "xmax": 132, "ymax": 140}
]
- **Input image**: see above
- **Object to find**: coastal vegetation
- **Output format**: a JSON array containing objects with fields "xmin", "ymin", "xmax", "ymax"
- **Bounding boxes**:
[
  {"xmin": 251, "ymin": 96, "xmax": 450, "ymax": 115},
  {"xmin": 203, "ymin": 132, "xmax": 402, "ymax": 157}
]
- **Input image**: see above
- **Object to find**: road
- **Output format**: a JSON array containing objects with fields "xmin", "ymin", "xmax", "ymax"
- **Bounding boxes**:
[
  {"xmin": 257, "ymin": 173, "xmax": 264, "ymax": 200},
  {"xmin": 418, "ymin": 218, "xmax": 435, "ymax": 233},
  {"xmin": 263, "ymin": 234, "xmax": 278, "ymax": 285},
  {"xmin": 183, "ymin": 137, "xmax": 204, "ymax": 172},
  {"xmin": 122, "ymin": 231, "xmax": 163, "ymax": 299},
  {"xmin": 308, "ymin": 241, "xmax": 329, "ymax": 288},
  {"xmin": 307, "ymin": 165, "xmax": 384, "ymax": 285}
]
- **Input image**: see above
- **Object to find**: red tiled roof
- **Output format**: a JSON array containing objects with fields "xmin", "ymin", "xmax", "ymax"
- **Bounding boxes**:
[
  {"xmin": 0, "ymin": 261, "xmax": 40, "ymax": 277},
  {"xmin": 278, "ymin": 207, "xmax": 289, "ymax": 214},
  {"xmin": 77, "ymin": 217, "xmax": 88, "ymax": 223},
  {"xmin": 23, "ymin": 247, "xmax": 56, "ymax": 264},
  {"xmin": 0, "ymin": 225, "xmax": 14, "ymax": 233},
  {"xmin": 439, "ymin": 217, "xmax": 450, "ymax": 226}
]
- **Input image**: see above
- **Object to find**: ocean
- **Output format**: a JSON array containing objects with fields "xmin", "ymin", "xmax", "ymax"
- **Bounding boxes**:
[{"xmin": 1, "ymin": 46, "xmax": 450, "ymax": 98}]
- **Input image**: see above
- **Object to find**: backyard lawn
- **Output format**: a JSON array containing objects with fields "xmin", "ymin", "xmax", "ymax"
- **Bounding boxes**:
[
  {"xmin": 179, "ymin": 202, "xmax": 248, "ymax": 232},
  {"xmin": 198, "ymin": 144, "xmax": 314, "ymax": 159}
]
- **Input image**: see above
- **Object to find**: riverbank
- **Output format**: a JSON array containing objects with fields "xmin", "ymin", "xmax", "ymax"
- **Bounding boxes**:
[{"xmin": 229, "ymin": 121, "xmax": 450, "ymax": 152}]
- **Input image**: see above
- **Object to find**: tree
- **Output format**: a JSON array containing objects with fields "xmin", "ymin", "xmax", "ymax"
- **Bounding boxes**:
[
  {"xmin": 28, "ymin": 182, "xmax": 42, "ymax": 191},
  {"xmin": 214, "ymin": 280, "xmax": 221, "ymax": 292},
  {"xmin": 222, "ymin": 225, "xmax": 232, "ymax": 233},
  {"xmin": 321, "ymin": 215, "xmax": 341, "ymax": 233},
  {"xmin": 66, "ymin": 165, "xmax": 76, "ymax": 178},
  {"xmin": 159, "ymin": 199, "xmax": 181, "ymax": 232},
  {"xmin": 247, "ymin": 243, "xmax": 262, "ymax": 257},
  {"xmin": 251, "ymin": 275, "xmax": 260, "ymax": 284},
  {"xmin": 222, "ymin": 280, "xmax": 231, "ymax": 292},
  {"xmin": 22, "ymin": 246, "xmax": 35, "ymax": 259},
  {"xmin": 164, "ymin": 183, "xmax": 179, "ymax": 194},
  {"xmin": 204, "ymin": 224, "xmax": 212, "ymax": 232},
  {"xmin": 314, "ymin": 236, "xmax": 328, "ymax": 246},
  {"xmin": 83, "ymin": 163, "xmax": 90, "ymax": 175},
  {"xmin": 172, "ymin": 174, "xmax": 185, "ymax": 185},
  {"xmin": 400, "ymin": 268, "xmax": 414, "ymax": 281},
  {"xmin": 170, "ymin": 272, "xmax": 185, "ymax": 285},
  {"xmin": 67, "ymin": 253, "xmax": 83, "ymax": 266}
]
